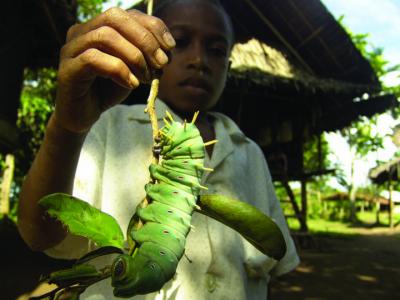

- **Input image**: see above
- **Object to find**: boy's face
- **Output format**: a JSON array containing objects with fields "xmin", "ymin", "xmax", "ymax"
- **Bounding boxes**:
[{"xmin": 157, "ymin": 1, "xmax": 232, "ymax": 117}]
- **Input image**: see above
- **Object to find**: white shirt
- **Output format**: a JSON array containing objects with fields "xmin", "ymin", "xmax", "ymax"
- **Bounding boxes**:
[{"xmin": 46, "ymin": 100, "xmax": 299, "ymax": 299}]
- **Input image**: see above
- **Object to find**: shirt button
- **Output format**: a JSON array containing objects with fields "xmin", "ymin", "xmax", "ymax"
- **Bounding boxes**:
[{"xmin": 205, "ymin": 273, "xmax": 218, "ymax": 293}]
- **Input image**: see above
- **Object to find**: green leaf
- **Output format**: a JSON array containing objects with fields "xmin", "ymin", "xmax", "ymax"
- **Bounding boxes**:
[
  {"xmin": 198, "ymin": 194, "xmax": 286, "ymax": 260},
  {"xmin": 39, "ymin": 193, "xmax": 124, "ymax": 249}
]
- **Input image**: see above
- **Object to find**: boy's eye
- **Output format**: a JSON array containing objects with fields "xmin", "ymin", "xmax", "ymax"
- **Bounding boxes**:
[
  {"xmin": 210, "ymin": 47, "xmax": 228, "ymax": 58},
  {"xmin": 174, "ymin": 37, "xmax": 190, "ymax": 48}
]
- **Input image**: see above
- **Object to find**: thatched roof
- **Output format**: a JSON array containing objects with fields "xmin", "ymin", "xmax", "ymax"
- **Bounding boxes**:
[
  {"xmin": 229, "ymin": 38, "xmax": 381, "ymax": 96},
  {"xmin": 135, "ymin": 0, "xmax": 379, "ymax": 87},
  {"xmin": 129, "ymin": 0, "xmax": 398, "ymax": 180},
  {"xmin": 220, "ymin": 0, "xmax": 380, "ymax": 87},
  {"xmin": 219, "ymin": 37, "xmax": 397, "ymax": 142},
  {"xmin": 230, "ymin": 38, "xmax": 295, "ymax": 79},
  {"xmin": 369, "ymin": 157, "xmax": 400, "ymax": 184}
]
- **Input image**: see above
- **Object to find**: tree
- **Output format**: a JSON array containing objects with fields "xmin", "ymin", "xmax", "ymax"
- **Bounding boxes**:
[
  {"xmin": 333, "ymin": 16, "xmax": 400, "ymax": 222},
  {"xmin": 0, "ymin": 0, "xmax": 113, "ymax": 220},
  {"xmin": 339, "ymin": 117, "xmax": 384, "ymax": 221}
]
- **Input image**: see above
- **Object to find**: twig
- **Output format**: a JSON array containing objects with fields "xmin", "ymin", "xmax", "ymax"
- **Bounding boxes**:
[
  {"xmin": 144, "ymin": 78, "xmax": 160, "ymax": 164},
  {"xmin": 129, "ymin": 0, "xmax": 160, "ymax": 254}
]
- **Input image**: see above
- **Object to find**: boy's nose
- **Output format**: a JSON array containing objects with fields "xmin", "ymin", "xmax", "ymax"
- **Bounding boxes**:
[{"xmin": 186, "ymin": 43, "xmax": 209, "ymax": 71}]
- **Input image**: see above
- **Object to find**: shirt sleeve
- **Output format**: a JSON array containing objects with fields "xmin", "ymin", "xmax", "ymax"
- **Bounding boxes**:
[
  {"xmin": 44, "ymin": 117, "xmax": 107, "ymax": 260},
  {"xmin": 243, "ymin": 142, "xmax": 300, "ymax": 279}
]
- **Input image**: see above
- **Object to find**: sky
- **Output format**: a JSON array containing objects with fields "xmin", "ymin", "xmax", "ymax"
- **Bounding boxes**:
[
  {"xmin": 101, "ymin": 0, "xmax": 400, "ymax": 189},
  {"xmin": 322, "ymin": 0, "xmax": 400, "ymax": 86}
]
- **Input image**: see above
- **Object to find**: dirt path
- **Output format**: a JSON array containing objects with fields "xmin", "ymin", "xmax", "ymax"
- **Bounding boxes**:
[
  {"xmin": 270, "ymin": 226, "xmax": 400, "ymax": 300},
  {"xmin": 2, "ymin": 218, "xmax": 400, "ymax": 300},
  {"xmin": 0, "ymin": 218, "xmax": 74, "ymax": 300}
]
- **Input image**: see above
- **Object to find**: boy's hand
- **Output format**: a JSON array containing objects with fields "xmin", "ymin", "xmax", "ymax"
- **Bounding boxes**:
[{"xmin": 54, "ymin": 8, "xmax": 175, "ymax": 133}]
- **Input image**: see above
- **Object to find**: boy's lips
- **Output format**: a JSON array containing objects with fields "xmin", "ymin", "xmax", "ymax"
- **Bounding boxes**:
[{"xmin": 178, "ymin": 77, "xmax": 212, "ymax": 95}]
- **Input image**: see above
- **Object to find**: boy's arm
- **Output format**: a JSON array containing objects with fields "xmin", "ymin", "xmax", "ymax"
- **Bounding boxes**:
[
  {"xmin": 17, "ymin": 8, "xmax": 175, "ymax": 251},
  {"xmin": 17, "ymin": 114, "xmax": 87, "ymax": 251}
]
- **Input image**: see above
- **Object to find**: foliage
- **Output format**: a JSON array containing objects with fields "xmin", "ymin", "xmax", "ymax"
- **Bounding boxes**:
[
  {"xmin": 0, "ymin": 68, "xmax": 56, "ymax": 220},
  {"xmin": 17, "ymin": 68, "xmax": 56, "ymax": 171},
  {"xmin": 321, "ymin": 16, "xmax": 400, "ymax": 221},
  {"xmin": 77, "ymin": 0, "xmax": 113, "ymax": 20},
  {"xmin": 337, "ymin": 16, "xmax": 395, "ymax": 162},
  {"xmin": 338, "ymin": 15, "xmax": 400, "ymax": 107},
  {"xmin": 338, "ymin": 16, "xmax": 400, "ymax": 87},
  {"xmin": 303, "ymin": 134, "xmax": 331, "ymax": 172},
  {"xmin": 0, "ymin": 0, "xmax": 119, "ymax": 220},
  {"xmin": 39, "ymin": 193, "xmax": 125, "ymax": 248},
  {"xmin": 340, "ymin": 116, "xmax": 384, "ymax": 159}
]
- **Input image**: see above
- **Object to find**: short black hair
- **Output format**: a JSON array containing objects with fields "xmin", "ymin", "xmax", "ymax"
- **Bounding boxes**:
[{"xmin": 153, "ymin": 0, "xmax": 235, "ymax": 46}]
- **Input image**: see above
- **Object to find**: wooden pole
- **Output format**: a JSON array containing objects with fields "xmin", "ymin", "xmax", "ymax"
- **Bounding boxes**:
[
  {"xmin": 301, "ymin": 179, "xmax": 307, "ymax": 231},
  {"xmin": 0, "ymin": 154, "xmax": 15, "ymax": 215},
  {"xmin": 281, "ymin": 179, "xmax": 308, "ymax": 232},
  {"xmin": 375, "ymin": 200, "xmax": 380, "ymax": 225},
  {"xmin": 388, "ymin": 179, "xmax": 394, "ymax": 228}
]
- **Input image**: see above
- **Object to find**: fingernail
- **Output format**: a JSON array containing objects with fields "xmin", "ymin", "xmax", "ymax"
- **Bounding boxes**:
[
  {"xmin": 129, "ymin": 73, "xmax": 139, "ymax": 88},
  {"xmin": 154, "ymin": 48, "xmax": 169, "ymax": 66},
  {"xmin": 163, "ymin": 31, "xmax": 176, "ymax": 47}
]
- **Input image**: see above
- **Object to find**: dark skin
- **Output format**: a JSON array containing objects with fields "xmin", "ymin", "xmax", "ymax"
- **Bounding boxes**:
[
  {"xmin": 157, "ymin": 1, "xmax": 233, "ymax": 148},
  {"xmin": 17, "ymin": 2, "xmax": 232, "ymax": 250}
]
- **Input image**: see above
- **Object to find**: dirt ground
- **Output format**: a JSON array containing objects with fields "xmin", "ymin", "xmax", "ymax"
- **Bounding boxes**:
[
  {"xmin": 2, "ymin": 218, "xmax": 400, "ymax": 300},
  {"xmin": 270, "ymin": 226, "xmax": 400, "ymax": 300}
]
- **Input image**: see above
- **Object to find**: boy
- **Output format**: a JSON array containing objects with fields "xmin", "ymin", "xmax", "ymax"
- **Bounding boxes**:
[{"xmin": 18, "ymin": 0, "xmax": 299, "ymax": 299}]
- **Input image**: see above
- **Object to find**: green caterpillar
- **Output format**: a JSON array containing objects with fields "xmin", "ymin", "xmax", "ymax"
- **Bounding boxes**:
[
  {"xmin": 111, "ymin": 112, "xmax": 213, "ymax": 297},
  {"xmin": 36, "ymin": 109, "xmax": 286, "ymax": 299}
]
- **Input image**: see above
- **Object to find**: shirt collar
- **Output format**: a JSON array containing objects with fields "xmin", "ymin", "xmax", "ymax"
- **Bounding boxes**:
[
  {"xmin": 128, "ymin": 99, "xmax": 173, "ymax": 122},
  {"xmin": 128, "ymin": 99, "xmax": 247, "ymax": 144},
  {"xmin": 208, "ymin": 111, "xmax": 248, "ymax": 143}
]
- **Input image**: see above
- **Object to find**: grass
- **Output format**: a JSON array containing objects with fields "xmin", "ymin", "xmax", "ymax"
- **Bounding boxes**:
[
  {"xmin": 287, "ymin": 210, "xmax": 400, "ymax": 237},
  {"xmin": 288, "ymin": 218, "xmax": 359, "ymax": 237}
]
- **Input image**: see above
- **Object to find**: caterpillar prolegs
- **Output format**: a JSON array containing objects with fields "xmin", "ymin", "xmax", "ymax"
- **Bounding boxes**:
[{"xmin": 111, "ymin": 112, "xmax": 215, "ymax": 297}]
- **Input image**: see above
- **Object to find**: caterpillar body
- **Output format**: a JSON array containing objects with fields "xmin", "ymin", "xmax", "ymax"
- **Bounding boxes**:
[{"xmin": 111, "ymin": 113, "xmax": 213, "ymax": 297}]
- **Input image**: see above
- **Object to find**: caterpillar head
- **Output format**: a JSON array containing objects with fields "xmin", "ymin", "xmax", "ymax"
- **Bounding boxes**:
[{"xmin": 111, "ymin": 253, "xmax": 165, "ymax": 297}]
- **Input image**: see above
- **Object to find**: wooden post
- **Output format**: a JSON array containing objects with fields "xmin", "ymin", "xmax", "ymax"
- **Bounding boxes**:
[
  {"xmin": 301, "ymin": 179, "xmax": 307, "ymax": 229},
  {"xmin": 0, "ymin": 154, "xmax": 15, "ymax": 215},
  {"xmin": 388, "ymin": 179, "xmax": 394, "ymax": 228},
  {"xmin": 281, "ymin": 179, "xmax": 308, "ymax": 231},
  {"xmin": 375, "ymin": 201, "xmax": 380, "ymax": 225},
  {"xmin": 317, "ymin": 134, "xmax": 322, "ymax": 171}
]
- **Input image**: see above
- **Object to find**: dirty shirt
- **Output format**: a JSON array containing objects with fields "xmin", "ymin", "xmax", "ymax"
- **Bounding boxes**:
[{"xmin": 45, "ymin": 100, "xmax": 299, "ymax": 300}]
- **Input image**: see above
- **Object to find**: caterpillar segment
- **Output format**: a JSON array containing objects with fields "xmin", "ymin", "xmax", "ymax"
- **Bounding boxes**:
[{"xmin": 111, "ymin": 112, "xmax": 216, "ymax": 297}]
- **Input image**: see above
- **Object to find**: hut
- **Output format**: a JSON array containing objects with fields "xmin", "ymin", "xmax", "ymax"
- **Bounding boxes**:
[
  {"xmin": 369, "ymin": 157, "xmax": 400, "ymax": 228},
  {"xmin": 131, "ymin": 0, "xmax": 397, "ymax": 231},
  {"xmin": 0, "ymin": 0, "xmax": 397, "ymax": 230}
]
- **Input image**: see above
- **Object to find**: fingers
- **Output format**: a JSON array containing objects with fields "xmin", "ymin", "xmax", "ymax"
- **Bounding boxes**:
[
  {"xmin": 127, "ymin": 10, "xmax": 176, "ymax": 50},
  {"xmin": 61, "ymin": 26, "xmax": 151, "ymax": 82},
  {"xmin": 59, "ymin": 48, "xmax": 139, "ymax": 91},
  {"xmin": 65, "ymin": 7, "xmax": 175, "ymax": 72}
]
